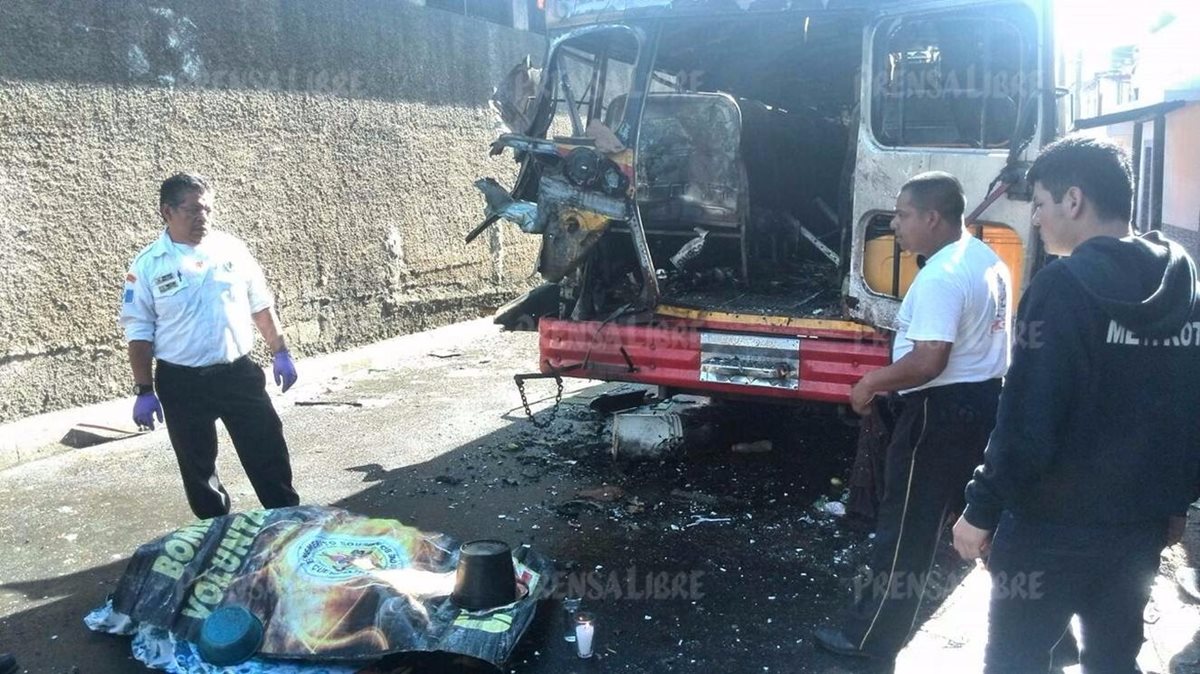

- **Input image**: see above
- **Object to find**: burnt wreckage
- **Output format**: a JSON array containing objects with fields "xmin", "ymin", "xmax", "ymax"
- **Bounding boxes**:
[{"xmin": 472, "ymin": 15, "xmax": 858, "ymax": 327}]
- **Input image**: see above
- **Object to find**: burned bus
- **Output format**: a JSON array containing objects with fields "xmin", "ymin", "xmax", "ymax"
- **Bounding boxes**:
[{"xmin": 470, "ymin": 0, "xmax": 1055, "ymax": 407}]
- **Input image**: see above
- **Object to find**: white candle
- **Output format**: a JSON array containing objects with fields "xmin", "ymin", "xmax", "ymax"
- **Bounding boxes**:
[{"xmin": 575, "ymin": 614, "xmax": 595, "ymax": 658}]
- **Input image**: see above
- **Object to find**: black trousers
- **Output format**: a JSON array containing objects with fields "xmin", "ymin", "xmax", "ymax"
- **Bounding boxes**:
[
  {"xmin": 156, "ymin": 356, "xmax": 299, "ymax": 519},
  {"xmin": 841, "ymin": 378, "xmax": 1002, "ymax": 658},
  {"xmin": 984, "ymin": 513, "xmax": 1166, "ymax": 674}
]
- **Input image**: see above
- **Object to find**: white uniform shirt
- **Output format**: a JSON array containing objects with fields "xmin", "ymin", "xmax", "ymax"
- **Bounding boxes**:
[
  {"xmin": 119, "ymin": 230, "xmax": 274, "ymax": 367},
  {"xmin": 892, "ymin": 232, "xmax": 1012, "ymax": 393}
]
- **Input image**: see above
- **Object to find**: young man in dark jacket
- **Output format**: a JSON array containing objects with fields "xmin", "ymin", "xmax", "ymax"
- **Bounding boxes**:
[{"xmin": 954, "ymin": 135, "xmax": 1200, "ymax": 672}]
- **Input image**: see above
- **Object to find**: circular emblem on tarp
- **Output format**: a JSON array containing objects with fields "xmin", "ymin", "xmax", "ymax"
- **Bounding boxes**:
[{"xmin": 288, "ymin": 533, "xmax": 409, "ymax": 581}]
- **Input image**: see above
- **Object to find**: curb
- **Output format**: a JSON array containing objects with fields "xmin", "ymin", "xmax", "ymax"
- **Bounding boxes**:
[{"xmin": 0, "ymin": 319, "xmax": 502, "ymax": 471}]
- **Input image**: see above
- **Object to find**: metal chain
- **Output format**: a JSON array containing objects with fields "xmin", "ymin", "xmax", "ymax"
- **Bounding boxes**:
[{"xmin": 515, "ymin": 374, "xmax": 564, "ymax": 428}]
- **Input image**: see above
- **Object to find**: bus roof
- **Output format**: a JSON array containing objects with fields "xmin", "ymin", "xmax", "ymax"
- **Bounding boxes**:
[{"xmin": 544, "ymin": 0, "xmax": 892, "ymax": 31}]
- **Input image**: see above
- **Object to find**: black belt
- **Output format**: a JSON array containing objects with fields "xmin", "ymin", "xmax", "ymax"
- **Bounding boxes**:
[{"xmin": 157, "ymin": 355, "xmax": 250, "ymax": 376}]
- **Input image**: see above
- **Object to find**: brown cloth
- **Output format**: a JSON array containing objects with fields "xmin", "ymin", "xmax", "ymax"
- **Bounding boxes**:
[{"xmin": 845, "ymin": 400, "xmax": 892, "ymax": 527}]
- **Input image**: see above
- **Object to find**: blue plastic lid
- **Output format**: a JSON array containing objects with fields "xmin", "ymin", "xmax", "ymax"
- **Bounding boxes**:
[{"xmin": 197, "ymin": 605, "xmax": 264, "ymax": 666}]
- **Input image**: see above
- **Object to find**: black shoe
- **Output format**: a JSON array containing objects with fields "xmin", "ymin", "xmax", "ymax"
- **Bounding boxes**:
[
  {"xmin": 813, "ymin": 626, "xmax": 875, "ymax": 659},
  {"xmin": 0, "ymin": 653, "xmax": 18, "ymax": 674}
]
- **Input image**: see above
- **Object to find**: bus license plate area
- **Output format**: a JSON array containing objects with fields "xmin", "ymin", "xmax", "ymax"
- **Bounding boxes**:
[{"xmin": 699, "ymin": 332, "xmax": 801, "ymax": 390}]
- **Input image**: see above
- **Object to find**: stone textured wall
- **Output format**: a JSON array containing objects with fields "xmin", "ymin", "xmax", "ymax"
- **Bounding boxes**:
[{"xmin": 0, "ymin": 0, "xmax": 545, "ymax": 422}]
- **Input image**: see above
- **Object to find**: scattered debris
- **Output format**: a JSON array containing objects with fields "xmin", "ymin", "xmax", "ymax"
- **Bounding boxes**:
[
  {"xmin": 589, "ymin": 388, "xmax": 650, "ymax": 414},
  {"xmin": 61, "ymin": 424, "xmax": 140, "ymax": 448},
  {"xmin": 586, "ymin": 119, "xmax": 626, "ymax": 154},
  {"xmin": 473, "ymin": 177, "xmax": 539, "ymax": 234},
  {"xmin": 434, "ymin": 475, "xmax": 463, "ymax": 486},
  {"xmin": 731, "ymin": 439, "xmax": 773, "ymax": 454},
  {"xmin": 554, "ymin": 500, "xmax": 606, "ymax": 519},
  {"xmin": 669, "ymin": 488, "xmax": 719, "ymax": 508},
  {"xmin": 489, "ymin": 55, "xmax": 541, "ymax": 134},
  {"xmin": 428, "ymin": 350, "xmax": 464, "ymax": 359},
  {"xmin": 577, "ymin": 485, "xmax": 626, "ymax": 502},
  {"xmin": 670, "ymin": 228, "xmax": 710, "ymax": 271},
  {"xmin": 792, "ymin": 214, "xmax": 840, "ymax": 266},
  {"xmin": 611, "ymin": 412, "xmax": 684, "ymax": 460},
  {"xmin": 685, "ymin": 515, "xmax": 733, "ymax": 528},
  {"xmin": 493, "ymin": 284, "xmax": 559, "ymax": 331}
]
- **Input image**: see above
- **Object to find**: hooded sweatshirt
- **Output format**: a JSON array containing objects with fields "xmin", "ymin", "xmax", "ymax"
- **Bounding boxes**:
[{"xmin": 963, "ymin": 231, "xmax": 1200, "ymax": 529}]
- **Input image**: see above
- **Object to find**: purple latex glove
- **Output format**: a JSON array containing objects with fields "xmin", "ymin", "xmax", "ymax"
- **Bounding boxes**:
[
  {"xmin": 273, "ymin": 349, "xmax": 298, "ymax": 393},
  {"xmin": 133, "ymin": 392, "xmax": 164, "ymax": 431}
]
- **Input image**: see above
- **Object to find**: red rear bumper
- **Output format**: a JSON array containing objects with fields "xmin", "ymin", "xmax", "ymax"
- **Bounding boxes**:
[{"xmin": 539, "ymin": 317, "xmax": 890, "ymax": 404}]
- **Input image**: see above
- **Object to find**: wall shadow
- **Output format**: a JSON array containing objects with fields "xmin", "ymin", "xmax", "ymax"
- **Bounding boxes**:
[
  {"xmin": 0, "ymin": 0, "xmax": 544, "ymax": 106},
  {"xmin": 1, "ymin": 400, "xmax": 982, "ymax": 673}
]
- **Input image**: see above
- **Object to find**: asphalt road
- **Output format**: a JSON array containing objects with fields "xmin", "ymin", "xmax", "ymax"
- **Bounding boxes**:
[{"xmin": 0, "ymin": 320, "xmax": 944, "ymax": 674}]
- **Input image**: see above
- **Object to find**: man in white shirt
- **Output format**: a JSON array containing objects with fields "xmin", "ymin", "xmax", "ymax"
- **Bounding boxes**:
[
  {"xmin": 120, "ymin": 172, "xmax": 300, "ymax": 519},
  {"xmin": 815, "ymin": 171, "xmax": 1012, "ymax": 660}
]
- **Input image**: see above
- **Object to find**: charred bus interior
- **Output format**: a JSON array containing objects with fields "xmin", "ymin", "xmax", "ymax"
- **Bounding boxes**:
[
  {"xmin": 569, "ymin": 12, "xmax": 865, "ymax": 321},
  {"xmin": 492, "ymin": 6, "xmax": 1038, "ymax": 328}
]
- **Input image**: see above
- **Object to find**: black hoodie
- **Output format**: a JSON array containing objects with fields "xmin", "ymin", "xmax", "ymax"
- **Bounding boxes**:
[{"xmin": 964, "ymin": 231, "xmax": 1200, "ymax": 529}]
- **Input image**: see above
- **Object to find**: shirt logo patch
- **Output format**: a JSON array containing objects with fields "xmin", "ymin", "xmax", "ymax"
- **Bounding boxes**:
[
  {"xmin": 123, "ymin": 288, "xmax": 134, "ymax": 304},
  {"xmin": 154, "ymin": 271, "xmax": 183, "ymax": 294},
  {"xmin": 990, "ymin": 272, "xmax": 1009, "ymax": 334},
  {"xmin": 126, "ymin": 273, "xmax": 137, "ymax": 283}
]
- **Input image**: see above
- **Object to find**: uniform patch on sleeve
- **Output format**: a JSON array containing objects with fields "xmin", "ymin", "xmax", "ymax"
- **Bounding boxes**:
[
  {"xmin": 123, "ymin": 288, "xmax": 135, "ymax": 304},
  {"xmin": 126, "ymin": 273, "xmax": 137, "ymax": 283}
]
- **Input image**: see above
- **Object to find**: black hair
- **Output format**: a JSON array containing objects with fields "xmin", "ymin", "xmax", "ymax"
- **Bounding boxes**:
[
  {"xmin": 159, "ymin": 172, "xmax": 212, "ymax": 209},
  {"xmin": 901, "ymin": 171, "xmax": 966, "ymax": 224},
  {"xmin": 1026, "ymin": 135, "xmax": 1132, "ymax": 222}
]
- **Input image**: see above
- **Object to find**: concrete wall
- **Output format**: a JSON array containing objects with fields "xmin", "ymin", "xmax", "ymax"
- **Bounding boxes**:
[{"xmin": 0, "ymin": 0, "xmax": 546, "ymax": 422}]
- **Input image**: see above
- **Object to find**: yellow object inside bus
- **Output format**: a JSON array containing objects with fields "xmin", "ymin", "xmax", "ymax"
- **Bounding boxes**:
[{"xmin": 863, "ymin": 224, "xmax": 1024, "ymax": 303}]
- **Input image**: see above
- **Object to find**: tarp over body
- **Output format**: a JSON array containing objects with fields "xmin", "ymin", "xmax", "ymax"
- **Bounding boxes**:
[{"xmin": 89, "ymin": 506, "xmax": 546, "ymax": 668}]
